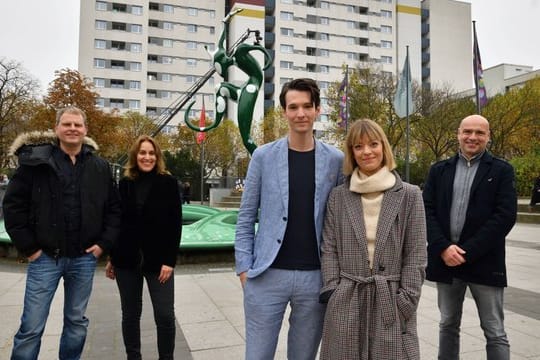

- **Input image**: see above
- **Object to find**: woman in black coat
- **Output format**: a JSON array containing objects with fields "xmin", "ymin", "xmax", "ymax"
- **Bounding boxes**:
[{"xmin": 106, "ymin": 135, "xmax": 182, "ymax": 360}]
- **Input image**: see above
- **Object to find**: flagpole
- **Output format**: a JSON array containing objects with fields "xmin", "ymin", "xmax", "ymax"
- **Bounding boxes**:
[
  {"xmin": 473, "ymin": 21, "xmax": 481, "ymax": 115},
  {"xmin": 405, "ymin": 45, "xmax": 410, "ymax": 183}
]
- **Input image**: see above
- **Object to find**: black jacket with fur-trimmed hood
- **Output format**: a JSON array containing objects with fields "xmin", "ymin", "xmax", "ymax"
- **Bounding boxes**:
[{"xmin": 3, "ymin": 131, "xmax": 121, "ymax": 258}]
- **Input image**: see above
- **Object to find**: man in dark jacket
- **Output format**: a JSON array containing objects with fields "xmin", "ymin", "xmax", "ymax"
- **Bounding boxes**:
[
  {"xmin": 3, "ymin": 106, "xmax": 121, "ymax": 360},
  {"xmin": 423, "ymin": 114, "xmax": 517, "ymax": 360}
]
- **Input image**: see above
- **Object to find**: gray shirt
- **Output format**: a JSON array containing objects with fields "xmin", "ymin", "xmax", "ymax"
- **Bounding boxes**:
[{"xmin": 449, "ymin": 151, "xmax": 484, "ymax": 243}]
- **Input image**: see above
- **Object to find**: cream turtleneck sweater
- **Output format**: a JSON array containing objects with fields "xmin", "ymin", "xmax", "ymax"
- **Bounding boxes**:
[{"xmin": 349, "ymin": 166, "xmax": 396, "ymax": 269}]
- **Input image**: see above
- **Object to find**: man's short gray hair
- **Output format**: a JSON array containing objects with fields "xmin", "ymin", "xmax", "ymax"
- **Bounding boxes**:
[{"xmin": 56, "ymin": 106, "xmax": 87, "ymax": 125}]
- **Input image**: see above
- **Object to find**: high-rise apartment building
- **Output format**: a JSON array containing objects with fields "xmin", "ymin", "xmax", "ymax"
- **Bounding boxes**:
[{"xmin": 78, "ymin": 0, "xmax": 472, "ymax": 129}]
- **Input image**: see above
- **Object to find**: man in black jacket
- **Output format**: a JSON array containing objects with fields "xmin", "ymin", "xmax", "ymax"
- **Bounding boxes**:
[
  {"xmin": 3, "ymin": 106, "xmax": 121, "ymax": 360},
  {"xmin": 423, "ymin": 114, "xmax": 517, "ymax": 360}
]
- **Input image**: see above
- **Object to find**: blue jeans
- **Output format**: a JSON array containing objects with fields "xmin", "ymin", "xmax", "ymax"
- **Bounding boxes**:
[
  {"xmin": 11, "ymin": 252, "xmax": 97, "ymax": 360},
  {"xmin": 243, "ymin": 268, "xmax": 325, "ymax": 360},
  {"xmin": 115, "ymin": 267, "xmax": 176, "ymax": 360},
  {"xmin": 437, "ymin": 278, "xmax": 509, "ymax": 360}
]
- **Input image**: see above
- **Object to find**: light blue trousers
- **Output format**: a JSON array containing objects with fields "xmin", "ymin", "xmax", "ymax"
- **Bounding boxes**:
[{"xmin": 243, "ymin": 268, "xmax": 325, "ymax": 360}]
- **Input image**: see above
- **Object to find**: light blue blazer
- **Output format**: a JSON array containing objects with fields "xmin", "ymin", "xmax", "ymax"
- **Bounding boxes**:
[{"xmin": 235, "ymin": 137, "xmax": 344, "ymax": 278}]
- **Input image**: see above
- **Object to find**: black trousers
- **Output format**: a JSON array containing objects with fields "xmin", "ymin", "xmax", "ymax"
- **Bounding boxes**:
[{"xmin": 115, "ymin": 267, "xmax": 176, "ymax": 360}]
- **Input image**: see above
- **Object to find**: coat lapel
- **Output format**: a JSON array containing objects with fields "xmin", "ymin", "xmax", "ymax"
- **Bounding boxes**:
[
  {"xmin": 373, "ymin": 177, "xmax": 404, "ymax": 266},
  {"xmin": 343, "ymin": 187, "xmax": 370, "ymax": 261},
  {"xmin": 276, "ymin": 139, "xmax": 289, "ymax": 214}
]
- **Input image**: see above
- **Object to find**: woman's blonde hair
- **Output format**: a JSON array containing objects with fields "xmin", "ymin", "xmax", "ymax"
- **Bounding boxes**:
[
  {"xmin": 343, "ymin": 119, "xmax": 397, "ymax": 176},
  {"xmin": 124, "ymin": 135, "xmax": 170, "ymax": 179}
]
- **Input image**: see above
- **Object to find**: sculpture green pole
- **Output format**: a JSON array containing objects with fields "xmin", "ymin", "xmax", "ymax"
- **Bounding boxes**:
[{"xmin": 184, "ymin": 8, "xmax": 273, "ymax": 154}]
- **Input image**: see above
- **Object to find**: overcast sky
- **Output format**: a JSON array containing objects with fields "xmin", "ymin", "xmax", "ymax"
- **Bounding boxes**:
[{"xmin": 0, "ymin": 0, "xmax": 539, "ymax": 94}]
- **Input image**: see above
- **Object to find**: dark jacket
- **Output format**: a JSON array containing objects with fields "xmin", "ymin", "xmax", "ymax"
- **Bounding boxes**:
[
  {"xmin": 111, "ymin": 173, "xmax": 182, "ymax": 272},
  {"xmin": 3, "ymin": 131, "xmax": 121, "ymax": 258},
  {"xmin": 423, "ymin": 152, "xmax": 517, "ymax": 287}
]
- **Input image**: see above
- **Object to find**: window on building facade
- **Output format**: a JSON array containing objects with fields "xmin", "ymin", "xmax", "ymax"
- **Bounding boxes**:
[
  {"xmin": 381, "ymin": 10, "xmax": 392, "ymax": 18},
  {"xmin": 111, "ymin": 79, "xmax": 125, "ymax": 89},
  {"xmin": 321, "ymin": 1, "xmax": 329, "ymax": 9},
  {"xmin": 148, "ymin": 37, "xmax": 160, "ymax": 45},
  {"xmin": 320, "ymin": 33, "xmax": 329, "ymax": 41},
  {"xmin": 163, "ymin": 39, "xmax": 173, "ymax": 47},
  {"xmin": 148, "ymin": 55, "xmax": 158, "ymax": 63},
  {"xmin": 346, "ymin": 37, "xmax": 355, "ymax": 45},
  {"xmin": 321, "ymin": 98, "xmax": 328, "ymax": 106},
  {"xmin": 347, "ymin": 52, "xmax": 357, "ymax": 60},
  {"xmin": 110, "ymin": 99, "xmax": 124, "ymax": 108},
  {"xmin": 188, "ymin": 8, "xmax": 198, "ymax": 16},
  {"xmin": 130, "ymin": 43, "xmax": 142, "ymax": 52},
  {"xmin": 347, "ymin": 21, "xmax": 356, "ymax": 29},
  {"xmin": 94, "ymin": 58, "xmax": 106, "ymax": 68},
  {"xmin": 163, "ymin": 4, "xmax": 174, "ymax": 13},
  {"xmin": 147, "ymin": 90, "xmax": 157, "ymax": 98},
  {"xmin": 161, "ymin": 91, "xmax": 171, "ymax": 99},
  {"xmin": 280, "ymin": 77, "xmax": 293, "ymax": 86},
  {"xmin": 187, "ymin": 24, "xmax": 197, "ymax": 33},
  {"xmin": 381, "ymin": 40, "xmax": 392, "ymax": 48},
  {"xmin": 112, "ymin": 22, "xmax": 127, "ymax": 31},
  {"xmin": 186, "ymin": 75, "xmax": 196, "ymax": 83},
  {"xmin": 209, "ymin": 10, "xmax": 215, "ymax": 18},
  {"xmin": 163, "ymin": 22, "xmax": 174, "ymax": 30},
  {"xmin": 280, "ymin": 11, "xmax": 293, "ymax": 20},
  {"xmin": 320, "ymin": 49, "xmax": 329, "ymax": 57},
  {"xmin": 187, "ymin": 42, "xmax": 197, "ymax": 50},
  {"xmin": 187, "ymin": 58, "xmax": 197, "ymax": 67},
  {"xmin": 320, "ymin": 17, "xmax": 329, "ymax": 25},
  {"xmin": 129, "ymin": 100, "xmax": 140, "ymax": 109},
  {"xmin": 112, "ymin": 3, "xmax": 126, "ymax": 12},
  {"xmin": 381, "ymin": 25, "xmax": 392, "ymax": 33},
  {"xmin": 280, "ymin": 61, "xmax": 293, "ymax": 69},
  {"xmin": 162, "ymin": 73, "xmax": 172, "ymax": 82},
  {"xmin": 306, "ymin": 47, "xmax": 316, "ymax": 56},
  {"xmin": 149, "ymin": 19, "xmax": 159, "ymax": 27},
  {"xmin": 111, "ymin": 41, "xmax": 126, "ymax": 50},
  {"xmin": 281, "ymin": 28, "xmax": 294, "ymax": 36},
  {"xmin": 111, "ymin": 60, "xmax": 126, "ymax": 69},
  {"xmin": 131, "ymin": 24, "xmax": 142, "ymax": 33},
  {"xmin": 319, "ymin": 81, "xmax": 329, "ymax": 90},
  {"xmin": 210, "ymin": 26, "xmax": 215, "ymax": 34},
  {"xmin": 320, "ymin": 114, "xmax": 329, "ymax": 122},
  {"xmin": 95, "ymin": 20, "xmax": 107, "ymax": 30},
  {"xmin": 306, "ymin": 63, "xmax": 316, "ymax": 72},
  {"xmin": 96, "ymin": 98, "xmax": 105, "ymax": 107},
  {"xmin": 149, "ymin": 3, "xmax": 159, "ymax": 11},
  {"xmin": 380, "ymin": 56, "xmax": 392, "ymax": 64},
  {"xmin": 131, "ymin": 5, "xmax": 142, "ymax": 15},
  {"xmin": 347, "ymin": 5, "xmax": 354, "ymax": 12},
  {"xmin": 130, "ymin": 80, "xmax": 141, "ymax": 90},
  {"xmin": 94, "ymin": 78, "xmax": 105, "ymax": 88},
  {"xmin": 148, "ymin": 72, "xmax": 158, "ymax": 80},
  {"xmin": 94, "ymin": 39, "xmax": 106, "ymax": 49},
  {"xmin": 280, "ymin": 44, "xmax": 293, "ymax": 53},
  {"xmin": 162, "ymin": 56, "xmax": 173, "ymax": 64},
  {"xmin": 306, "ymin": 31, "xmax": 316, "ymax": 40},
  {"xmin": 96, "ymin": 1, "xmax": 107, "ymax": 11},
  {"xmin": 130, "ymin": 62, "xmax": 142, "ymax": 71},
  {"xmin": 320, "ymin": 65, "xmax": 329, "ymax": 73}
]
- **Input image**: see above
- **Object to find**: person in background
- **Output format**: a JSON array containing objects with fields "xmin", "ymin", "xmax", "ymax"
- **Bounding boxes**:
[
  {"xmin": 3, "ymin": 106, "xmax": 121, "ymax": 360},
  {"xmin": 235, "ymin": 78, "xmax": 343, "ymax": 360},
  {"xmin": 105, "ymin": 135, "xmax": 182, "ymax": 360},
  {"xmin": 319, "ymin": 119, "xmax": 426, "ymax": 359},
  {"xmin": 423, "ymin": 114, "xmax": 517, "ymax": 360},
  {"xmin": 529, "ymin": 175, "xmax": 540, "ymax": 206},
  {"xmin": 182, "ymin": 181, "xmax": 191, "ymax": 204}
]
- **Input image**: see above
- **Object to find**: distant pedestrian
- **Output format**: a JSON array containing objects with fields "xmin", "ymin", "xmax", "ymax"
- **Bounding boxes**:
[
  {"xmin": 3, "ymin": 106, "xmax": 121, "ymax": 360},
  {"xmin": 182, "ymin": 181, "xmax": 191, "ymax": 204},
  {"xmin": 423, "ymin": 114, "xmax": 517, "ymax": 360},
  {"xmin": 106, "ymin": 135, "xmax": 182, "ymax": 359}
]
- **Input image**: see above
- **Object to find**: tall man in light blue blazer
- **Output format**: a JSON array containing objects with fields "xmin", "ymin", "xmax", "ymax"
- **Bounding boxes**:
[{"xmin": 235, "ymin": 78, "xmax": 344, "ymax": 360}]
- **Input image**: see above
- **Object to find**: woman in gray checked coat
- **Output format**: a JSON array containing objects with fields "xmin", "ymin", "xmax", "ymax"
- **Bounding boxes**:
[{"xmin": 319, "ymin": 119, "xmax": 427, "ymax": 360}]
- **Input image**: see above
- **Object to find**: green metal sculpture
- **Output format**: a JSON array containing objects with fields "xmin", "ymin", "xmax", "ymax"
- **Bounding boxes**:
[{"xmin": 184, "ymin": 9, "xmax": 272, "ymax": 154}]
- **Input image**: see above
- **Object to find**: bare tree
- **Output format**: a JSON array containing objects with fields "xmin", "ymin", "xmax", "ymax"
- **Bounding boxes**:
[{"xmin": 0, "ymin": 58, "xmax": 40, "ymax": 168}]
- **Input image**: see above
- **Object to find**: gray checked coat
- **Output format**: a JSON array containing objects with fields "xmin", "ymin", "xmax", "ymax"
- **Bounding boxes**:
[{"xmin": 320, "ymin": 174, "xmax": 427, "ymax": 360}]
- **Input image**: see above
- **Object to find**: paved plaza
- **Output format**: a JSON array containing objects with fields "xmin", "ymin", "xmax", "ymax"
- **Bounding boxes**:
[{"xmin": 0, "ymin": 223, "xmax": 538, "ymax": 359}]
